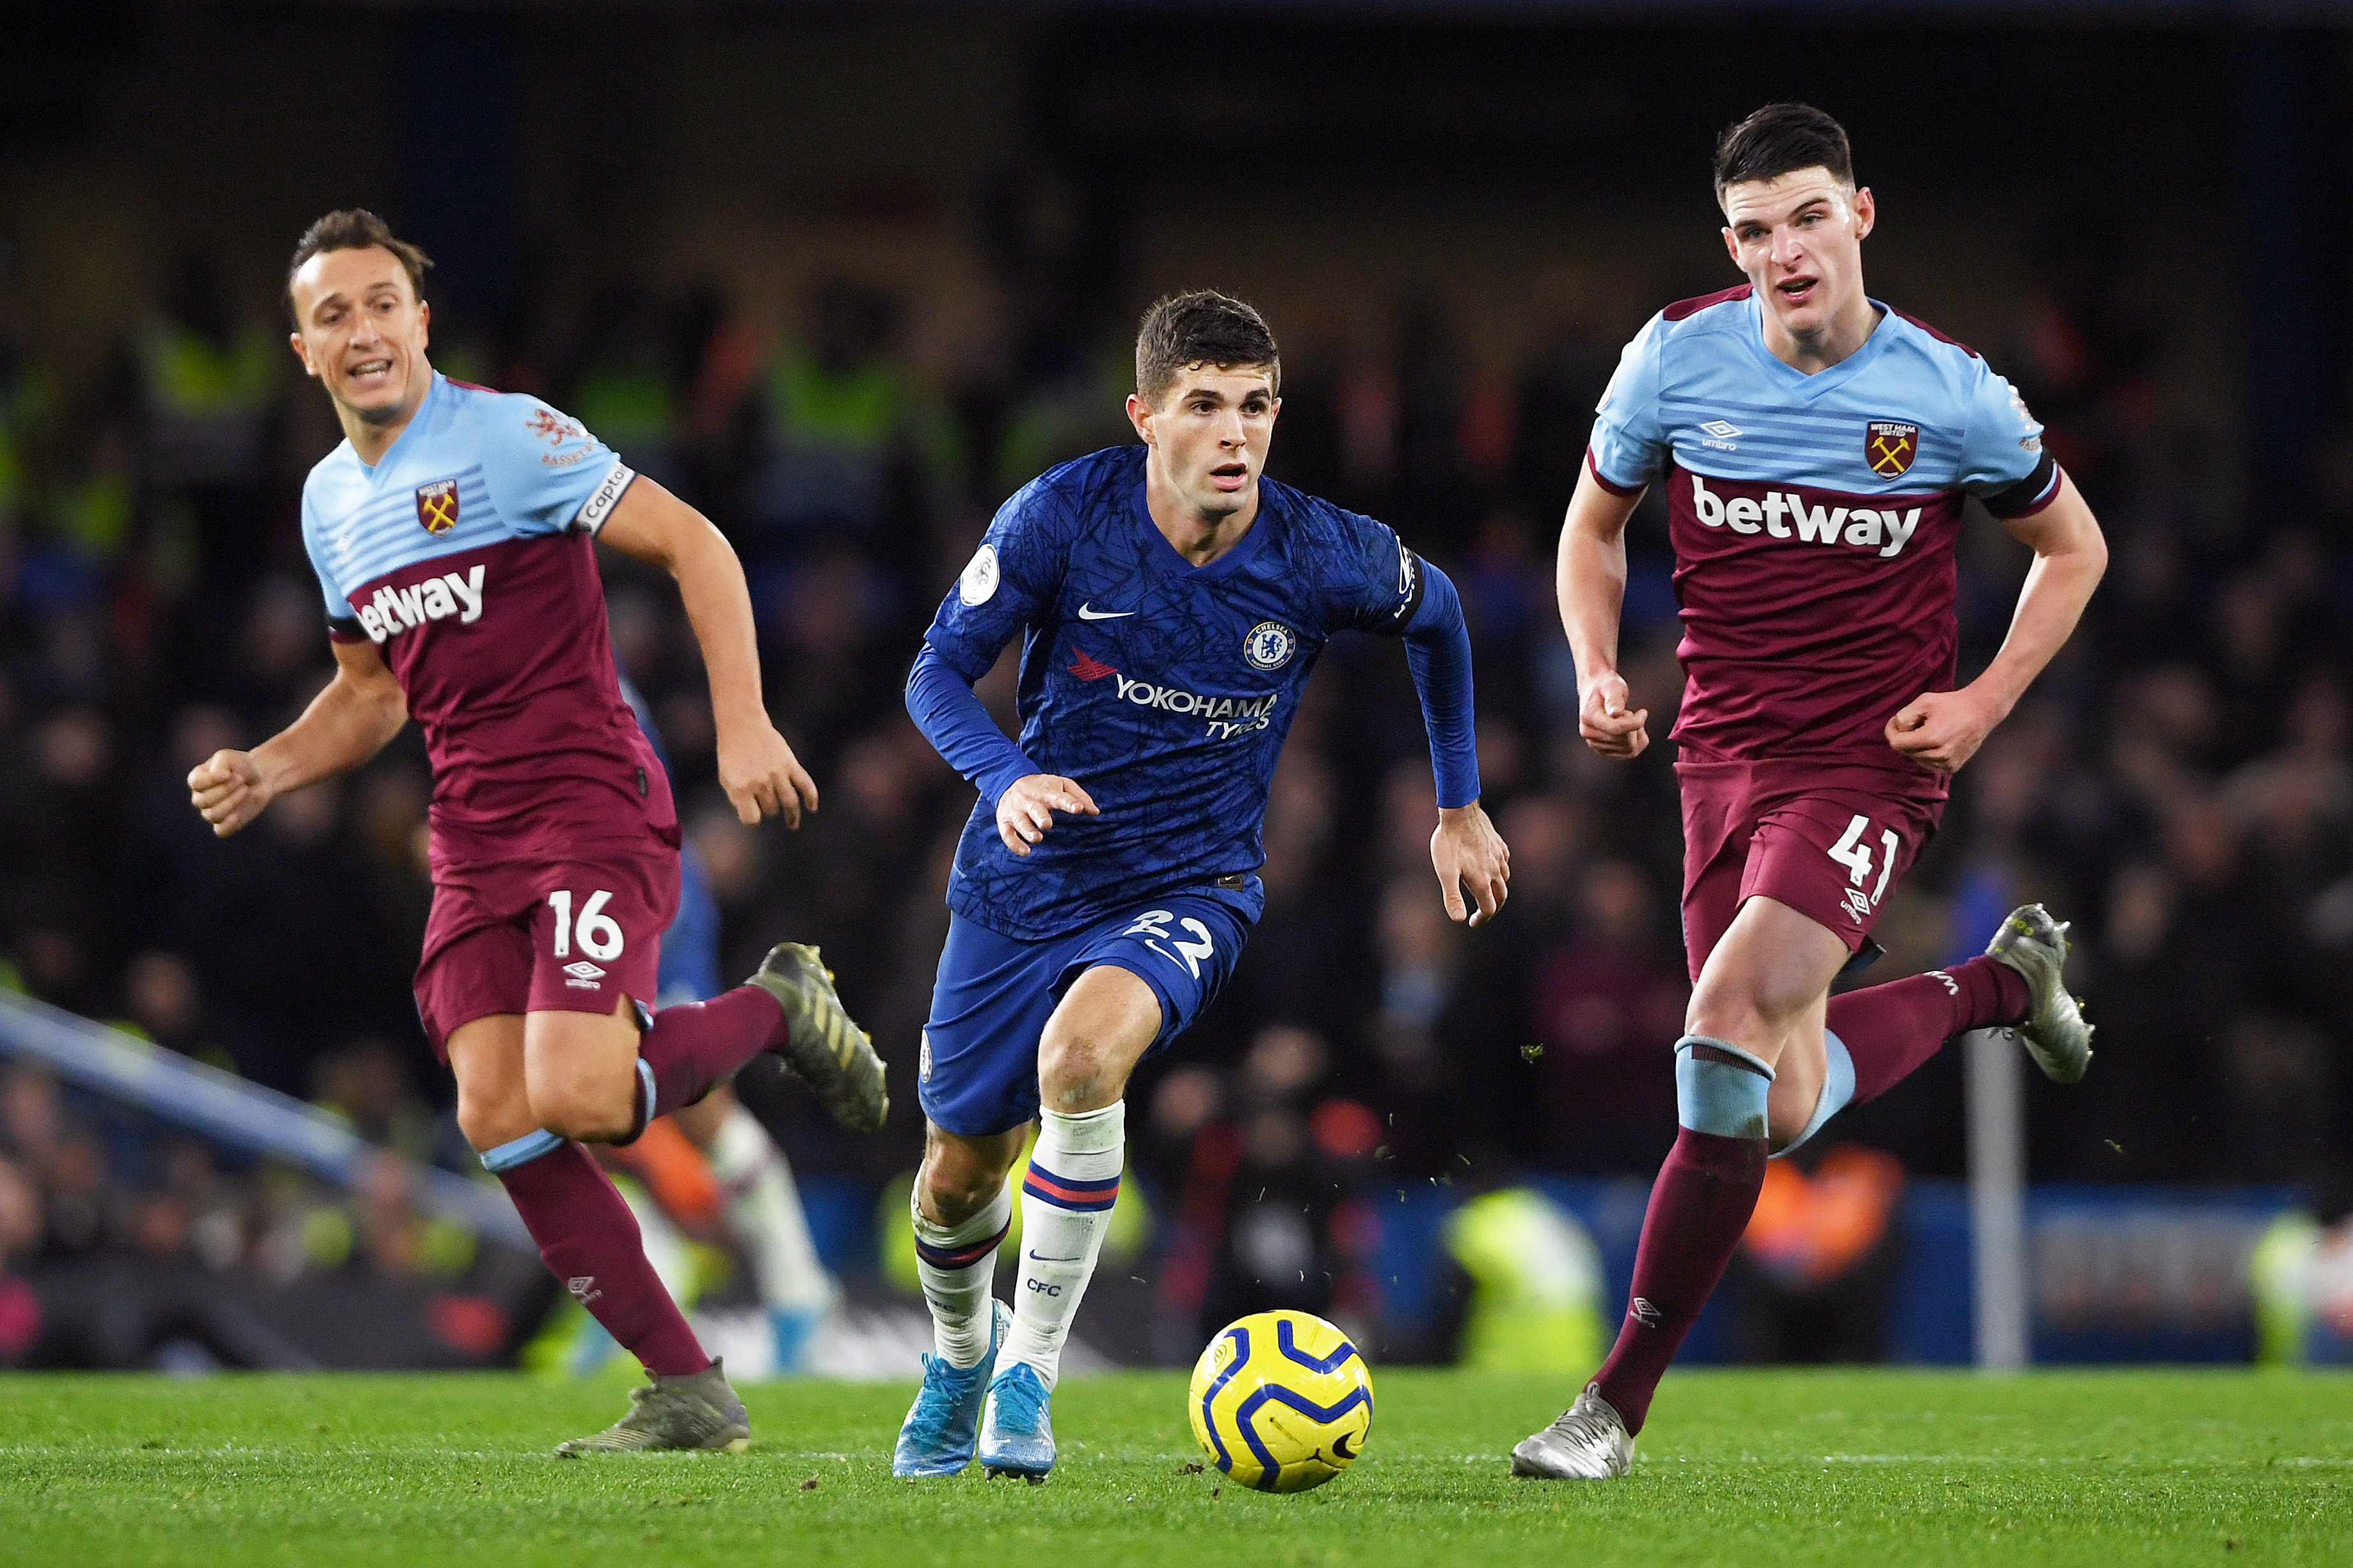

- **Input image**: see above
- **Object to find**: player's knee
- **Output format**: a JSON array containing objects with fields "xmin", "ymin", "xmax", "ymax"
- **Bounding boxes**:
[
  {"xmin": 917, "ymin": 1161, "xmax": 1001, "ymax": 1227},
  {"xmin": 1686, "ymin": 978, "xmax": 1808, "ymax": 1051},
  {"xmin": 455, "ymin": 1087, "xmax": 536, "ymax": 1154},
  {"xmin": 526, "ymin": 1076, "xmax": 631, "ymax": 1143},
  {"xmin": 1037, "ymin": 1034, "xmax": 1126, "ymax": 1112}
]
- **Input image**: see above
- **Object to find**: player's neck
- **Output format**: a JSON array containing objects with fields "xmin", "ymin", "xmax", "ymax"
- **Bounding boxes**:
[
  {"xmin": 1144, "ymin": 469, "xmax": 1260, "ymax": 567},
  {"xmin": 1761, "ymin": 294, "xmax": 1883, "ymax": 376},
  {"xmin": 340, "ymin": 361, "xmax": 436, "ymax": 467}
]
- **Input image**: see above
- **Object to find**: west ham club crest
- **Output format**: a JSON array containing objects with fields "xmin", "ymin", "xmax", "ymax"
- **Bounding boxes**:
[
  {"xmin": 1865, "ymin": 421, "xmax": 1919, "ymax": 479},
  {"xmin": 415, "ymin": 478, "xmax": 460, "ymax": 534}
]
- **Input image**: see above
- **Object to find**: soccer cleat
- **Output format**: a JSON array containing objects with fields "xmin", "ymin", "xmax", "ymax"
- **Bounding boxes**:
[
  {"xmin": 1511, "ymin": 1383, "xmax": 1635, "ymax": 1480},
  {"xmin": 1984, "ymin": 903, "xmax": 2094, "ymax": 1084},
  {"xmin": 893, "ymin": 1299, "xmax": 1013, "ymax": 1478},
  {"xmin": 977, "ymin": 1360, "xmax": 1056, "ymax": 1483},
  {"xmin": 553, "ymin": 1358, "xmax": 751, "ymax": 1457},
  {"xmin": 748, "ymin": 943, "xmax": 889, "ymax": 1133}
]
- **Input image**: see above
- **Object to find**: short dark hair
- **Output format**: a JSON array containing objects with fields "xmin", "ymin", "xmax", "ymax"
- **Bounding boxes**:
[
  {"xmin": 285, "ymin": 209, "xmax": 432, "ymax": 323},
  {"xmin": 1712, "ymin": 103, "xmax": 1854, "ymax": 195},
  {"xmin": 1135, "ymin": 290, "xmax": 1279, "ymax": 408}
]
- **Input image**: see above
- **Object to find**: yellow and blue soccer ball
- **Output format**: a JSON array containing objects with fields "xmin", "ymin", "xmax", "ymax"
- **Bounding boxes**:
[{"xmin": 1188, "ymin": 1310, "xmax": 1374, "ymax": 1492}]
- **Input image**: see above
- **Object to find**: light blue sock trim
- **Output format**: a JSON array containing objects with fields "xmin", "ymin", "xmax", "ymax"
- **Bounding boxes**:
[
  {"xmin": 1676, "ymin": 1033, "xmax": 1774, "ymax": 1081},
  {"xmin": 636, "ymin": 1057, "xmax": 657, "ymax": 1124},
  {"xmin": 480, "ymin": 1127, "xmax": 563, "ymax": 1173},
  {"xmin": 1772, "ymin": 1031, "xmax": 1857, "ymax": 1159},
  {"xmin": 1674, "ymin": 1036, "xmax": 1772, "ymax": 1140}
]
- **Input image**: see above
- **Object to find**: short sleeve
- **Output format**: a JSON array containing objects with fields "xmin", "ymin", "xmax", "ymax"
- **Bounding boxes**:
[
  {"xmin": 1319, "ymin": 504, "xmax": 1426, "ymax": 637},
  {"xmin": 300, "ymin": 490, "xmax": 365, "ymax": 641},
  {"xmin": 1958, "ymin": 360, "xmax": 2060, "ymax": 516},
  {"xmin": 922, "ymin": 480, "xmax": 1067, "ymax": 679},
  {"xmin": 476, "ymin": 392, "xmax": 636, "ymax": 537},
  {"xmin": 1588, "ymin": 312, "xmax": 1672, "ymax": 493}
]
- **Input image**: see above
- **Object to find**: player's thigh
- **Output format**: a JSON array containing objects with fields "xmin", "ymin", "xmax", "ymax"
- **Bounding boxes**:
[
  {"xmin": 1744, "ymin": 781, "xmax": 1940, "ymax": 956},
  {"xmin": 1043, "ymin": 894, "xmax": 1251, "ymax": 1112},
  {"xmin": 918, "ymin": 914, "xmax": 1068, "ymax": 1141},
  {"xmin": 522, "ymin": 998, "xmax": 644, "ymax": 1141},
  {"xmin": 520, "ymin": 847, "xmax": 680, "ymax": 1139},
  {"xmin": 1035, "ymin": 966, "xmax": 1165, "ymax": 1113},
  {"xmin": 447, "ymin": 1012, "xmax": 532, "ymax": 1152},
  {"xmin": 917, "ymin": 1119, "xmax": 1030, "ymax": 1224},
  {"xmin": 1686, "ymin": 895, "xmax": 1851, "ymax": 1063},
  {"xmin": 1676, "ymin": 760, "xmax": 1761, "ymax": 984}
]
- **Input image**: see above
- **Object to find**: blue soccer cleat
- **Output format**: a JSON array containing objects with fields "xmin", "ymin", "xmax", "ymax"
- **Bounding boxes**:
[
  {"xmin": 977, "ymin": 1360, "xmax": 1056, "ymax": 1483},
  {"xmin": 893, "ymin": 1300, "xmax": 1011, "ymax": 1478}
]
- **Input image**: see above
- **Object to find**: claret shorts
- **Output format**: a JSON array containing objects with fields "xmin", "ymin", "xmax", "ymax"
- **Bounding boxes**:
[
  {"xmin": 412, "ymin": 841, "xmax": 680, "ymax": 1059},
  {"xmin": 1675, "ymin": 755, "xmax": 1947, "ymax": 982}
]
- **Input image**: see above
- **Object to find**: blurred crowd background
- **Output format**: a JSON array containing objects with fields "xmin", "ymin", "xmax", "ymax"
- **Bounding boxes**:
[{"xmin": 2, "ymin": 4, "xmax": 2349, "ymax": 1369}]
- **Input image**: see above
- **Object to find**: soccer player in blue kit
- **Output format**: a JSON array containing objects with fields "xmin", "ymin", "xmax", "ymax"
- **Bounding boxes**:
[{"xmin": 893, "ymin": 292, "xmax": 1512, "ymax": 1480}]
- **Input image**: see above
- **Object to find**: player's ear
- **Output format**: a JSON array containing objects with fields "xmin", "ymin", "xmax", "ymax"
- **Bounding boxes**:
[
  {"xmin": 1852, "ymin": 187, "xmax": 1874, "ymax": 241},
  {"xmin": 1124, "ymin": 392, "xmax": 1155, "ymax": 446},
  {"xmin": 288, "ymin": 331, "xmax": 318, "ymax": 379},
  {"xmin": 417, "ymin": 297, "xmax": 430, "ymax": 347},
  {"xmin": 1721, "ymin": 226, "xmax": 1741, "ymax": 269}
]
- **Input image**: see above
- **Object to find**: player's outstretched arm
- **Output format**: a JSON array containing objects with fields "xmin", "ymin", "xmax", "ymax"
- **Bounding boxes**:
[
  {"xmin": 599, "ymin": 477, "xmax": 818, "ymax": 828},
  {"xmin": 187, "ymin": 637, "xmax": 406, "ymax": 837},
  {"xmin": 1556, "ymin": 463, "xmax": 1651, "ymax": 760},
  {"xmin": 1886, "ymin": 472, "xmax": 2107, "ymax": 775}
]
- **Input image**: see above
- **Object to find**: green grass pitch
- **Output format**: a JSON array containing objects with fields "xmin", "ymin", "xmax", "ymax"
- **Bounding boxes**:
[{"xmin": 2, "ymin": 1370, "xmax": 2347, "ymax": 1567}]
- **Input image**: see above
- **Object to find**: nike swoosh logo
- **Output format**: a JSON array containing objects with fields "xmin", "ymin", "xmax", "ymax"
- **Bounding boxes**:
[{"xmin": 1076, "ymin": 604, "xmax": 1134, "ymax": 620}]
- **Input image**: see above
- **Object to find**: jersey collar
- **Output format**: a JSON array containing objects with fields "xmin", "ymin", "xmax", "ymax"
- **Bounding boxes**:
[
  {"xmin": 1740, "ymin": 293, "xmax": 1893, "ymax": 402},
  {"xmin": 353, "ymin": 369, "xmax": 445, "ymax": 480},
  {"xmin": 1128, "ymin": 460, "xmax": 1277, "ymax": 582}
]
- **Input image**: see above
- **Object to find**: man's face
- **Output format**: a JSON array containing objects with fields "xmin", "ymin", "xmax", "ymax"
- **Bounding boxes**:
[
  {"xmin": 1719, "ymin": 167, "xmax": 1873, "ymax": 340},
  {"xmin": 287, "ymin": 246, "xmax": 431, "ymax": 426},
  {"xmin": 1127, "ymin": 364, "xmax": 1279, "ymax": 519}
]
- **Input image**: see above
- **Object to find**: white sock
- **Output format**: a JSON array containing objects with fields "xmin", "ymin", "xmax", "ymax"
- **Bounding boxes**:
[
  {"xmin": 1002, "ymin": 1103, "xmax": 1124, "ymax": 1390},
  {"xmin": 913, "ymin": 1178, "xmax": 1012, "ymax": 1368},
  {"xmin": 706, "ymin": 1106, "xmax": 834, "ymax": 1313}
]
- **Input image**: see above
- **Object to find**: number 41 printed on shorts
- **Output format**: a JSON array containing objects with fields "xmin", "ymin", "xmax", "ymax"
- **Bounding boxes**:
[{"xmin": 1827, "ymin": 816, "xmax": 1900, "ymax": 926}]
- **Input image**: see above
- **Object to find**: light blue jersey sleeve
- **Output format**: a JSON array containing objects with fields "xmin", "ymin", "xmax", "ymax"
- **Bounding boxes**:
[
  {"xmin": 474, "ymin": 392, "xmax": 636, "ymax": 537},
  {"xmin": 1588, "ymin": 311, "xmax": 1673, "ymax": 491},
  {"xmin": 1955, "ymin": 358, "xmax": 2050, "ymax": 497},
  {"xmin": 299, "ymin": 490, "xmax": 357, "ymax": 623}
]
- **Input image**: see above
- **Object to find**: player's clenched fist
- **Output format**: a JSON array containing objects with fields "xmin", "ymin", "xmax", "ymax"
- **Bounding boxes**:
[
  {"xmin": 1886, "ymin": 688, "xmax": 2001, "ymax": 775},
  {"xmin": 1579, "ymin": 673, "xmax": 1649, "ymax": 760},
  {"xmin": 188, "ymin": 749, "xmax": 274, "ymax": 838},
  {"xmin": 996, "ymin": 773, "xmax": 1099, "ymax": 858},
  {"xmin": 718, "ymin": 721, "xmax": 820, "ymax": 828}
]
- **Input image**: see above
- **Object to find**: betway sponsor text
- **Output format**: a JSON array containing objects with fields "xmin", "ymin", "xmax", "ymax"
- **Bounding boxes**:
[{"xmin": 1688, "ymin": 473, "xmax": 1922, "ymax": 559}]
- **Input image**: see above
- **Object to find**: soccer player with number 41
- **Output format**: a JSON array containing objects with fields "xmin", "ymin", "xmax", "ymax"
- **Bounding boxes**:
[
  {"xmin": 1511, "ymin": 104, "xmax": 2110, "ymax": 1480},
  {"xmin": 187, "ymin": 211, "xmax": 888, "ymax": 1455},
  {"xmin": 895, "ymin": 291, "xmax": 1509, "ymax": 1483}
]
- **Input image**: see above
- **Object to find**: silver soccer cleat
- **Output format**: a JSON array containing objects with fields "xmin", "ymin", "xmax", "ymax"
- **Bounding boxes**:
[
  {"xmin": 1510, "ymin": 1382, "xmax": 1634, "ymax": 1480},
  {"xmin": 554, "ymin": 1358, "xmax": 751, "ymax": 1457},
  {"xmin": 1984, "ymin": 902, "xmax": 2094, "ymax": 1084},
  {"xmin": 748, "ymin": 943, "xmax": 890, "ymax": 1133}
]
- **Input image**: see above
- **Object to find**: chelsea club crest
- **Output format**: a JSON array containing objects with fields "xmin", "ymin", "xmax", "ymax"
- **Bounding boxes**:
[{"xmin": 1244, "ymin": 621, "xmax": 1296, "ymax": 671}]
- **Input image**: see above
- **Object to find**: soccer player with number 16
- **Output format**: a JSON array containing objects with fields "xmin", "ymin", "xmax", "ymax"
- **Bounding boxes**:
[{"xmin": 1512, "ymin": 105, "xmax": 2110, "ymax": 1478}]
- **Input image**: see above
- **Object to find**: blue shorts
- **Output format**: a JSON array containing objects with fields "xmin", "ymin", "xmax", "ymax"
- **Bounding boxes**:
[{"xmin": 918, "ymin": 894, "xmax": 1253, "ymax": 1136}]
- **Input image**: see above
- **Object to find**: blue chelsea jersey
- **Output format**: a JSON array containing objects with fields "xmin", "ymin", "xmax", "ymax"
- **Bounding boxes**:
[{"xmin": 916, "ymin": 446, "xmax": 1428, "ymax": 942}]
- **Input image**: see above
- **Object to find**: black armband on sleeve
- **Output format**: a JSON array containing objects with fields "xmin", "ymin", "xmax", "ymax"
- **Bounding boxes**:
[
  {"xmin": 327, "ymin": 614, "xmax": 364, "ymax": 642},
  {"xmin": 1980, "ymin": 450, "xmax": 2060, "ymax": 519}
]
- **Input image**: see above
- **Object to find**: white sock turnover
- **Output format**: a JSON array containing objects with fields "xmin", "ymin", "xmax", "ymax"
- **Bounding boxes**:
[
  {"xmin": 1002, "ymin": 1102, "xmax": 1124, "ymax": 1390},
  {"xmin": 707, "ymin": 1105, "xmax": 834, "ymax": 1314},
  {"xmin": 913, "ymin": 1178, "xmax": 1012, "ymax": 1368}
]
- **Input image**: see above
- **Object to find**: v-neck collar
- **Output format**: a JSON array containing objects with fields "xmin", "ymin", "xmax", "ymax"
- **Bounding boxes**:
[
  {"xmin": 355, "ymin": 371, "xmax": 443, "ymax": 480},
  {"xmin": 1740, "ymin": 294, "xmax": 1891, "ymax": 402},
  {"xmin": 1130, "ymin": 467, "xmax": 1276, "ymax": 582}
]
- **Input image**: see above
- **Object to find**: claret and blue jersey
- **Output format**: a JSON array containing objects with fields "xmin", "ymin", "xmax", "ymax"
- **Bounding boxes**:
[
  {"xmin": 299, "ymin": 371, "xmax": 674, "ymax": 876},
  {"xmin": 1587, "ymin": 285, "xmax": 2062, "ymax": 772},
  {"xmin": 908, "ymin": 444, "xmax": 1479, "ymax": 943}
]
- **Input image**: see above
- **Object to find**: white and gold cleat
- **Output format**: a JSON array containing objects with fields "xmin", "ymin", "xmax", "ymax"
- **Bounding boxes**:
[{"xmin": 1985, "ymin": 902, "xmax": 2094, "ymax": 1084}]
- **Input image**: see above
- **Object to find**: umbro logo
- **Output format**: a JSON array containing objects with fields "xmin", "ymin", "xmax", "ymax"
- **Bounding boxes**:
[
  {"xmin": 566, "ymin": 1275, "xmax": 602, "ymax": 1306},
  {"xmin": 1077, "ymin": 603, "xmax": 1134, "ymax": 620},
  {"xmin": 562, "ymin": 959, "xmax": 606, "ymax": 989},
  {"xmin": 1700, "ymin": 420, "xmax": 1742, "ymax": 439},
  {"xmin": 1630, "ymin": 1296, "xmax": 1663, "ymax": 1327}
]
